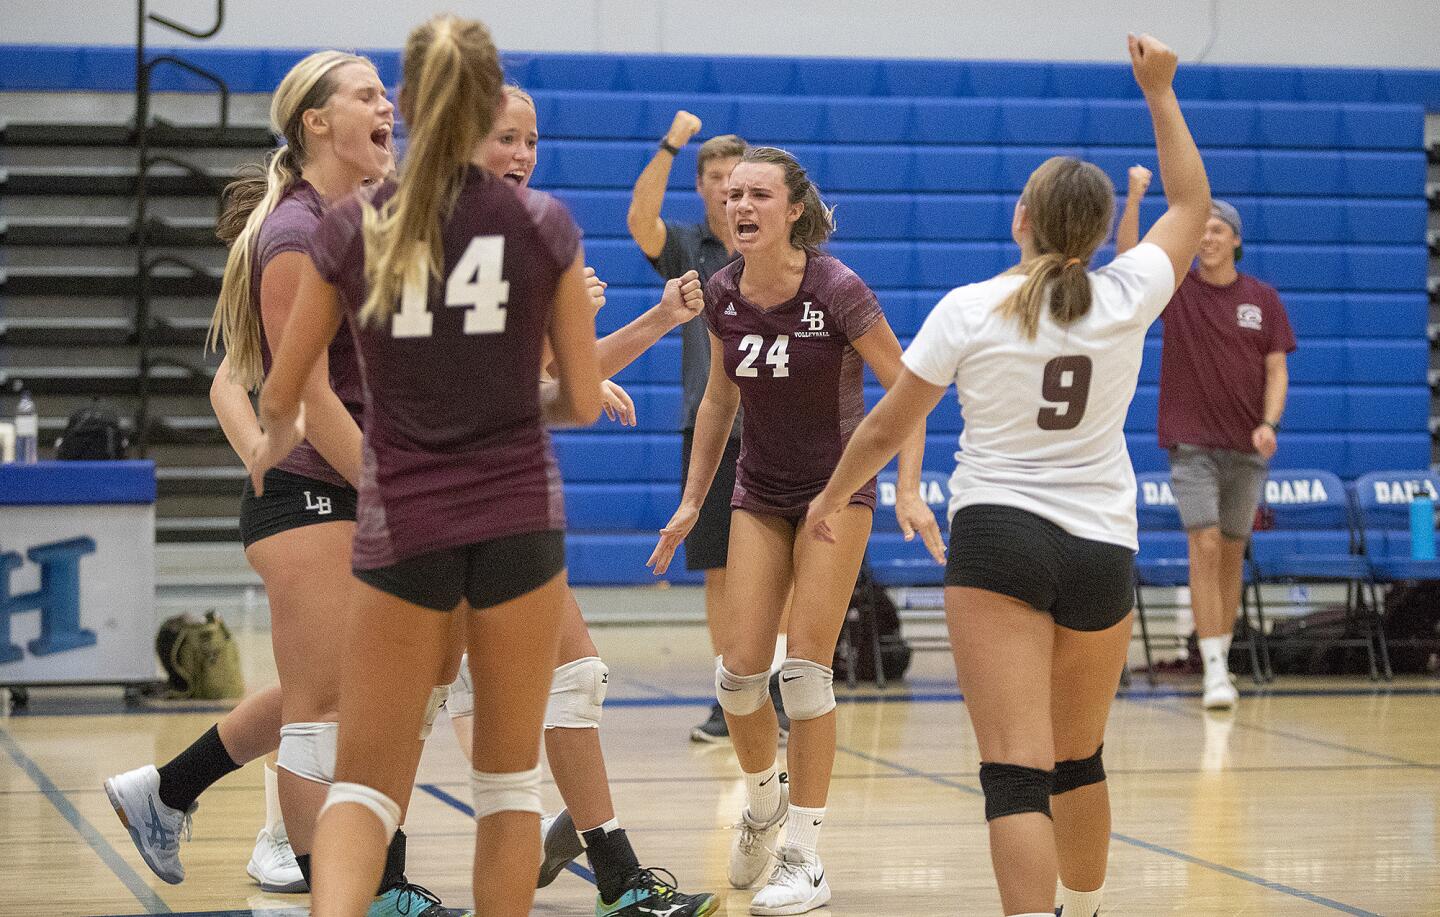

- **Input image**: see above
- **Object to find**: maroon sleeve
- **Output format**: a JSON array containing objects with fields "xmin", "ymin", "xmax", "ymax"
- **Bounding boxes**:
[
  {"xmin": 1264, "ymin": 284, "xmax": 1297, "ymax": 355},
  {"xmin": 702, "ymin": 273, "xmax": 727, "ymax": 337},
  {"xmin": 309, "ymin": 196, "xmax": 364, "ymax": 285},
  {"xmin": 831, "ymin": 267, "xmax": 883, "ymax": 343},
  {"xmin": 520, "ymin": 188, "xmax": 582, "ymax": 274}
]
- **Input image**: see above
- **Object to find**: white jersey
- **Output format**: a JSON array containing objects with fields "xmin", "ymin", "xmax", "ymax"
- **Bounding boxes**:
[{"xmin": 902, "ymin": 243, "xmax": 1175, "ymax": 551}]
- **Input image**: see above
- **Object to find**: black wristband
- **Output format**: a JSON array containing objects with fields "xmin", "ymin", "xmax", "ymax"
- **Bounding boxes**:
[
  {"xmin": 1262, "ymin": 419, "xmax": 1280, "ymax": 433},
  {"xmin": 658, "ymin": 139, "xmax": 681, "ymax": 156}
]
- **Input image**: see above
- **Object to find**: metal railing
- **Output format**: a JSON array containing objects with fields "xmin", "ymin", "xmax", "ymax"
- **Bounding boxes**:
[{"xmin": 132, "ymin": 0, "xmax": 227, "ymax": 455}]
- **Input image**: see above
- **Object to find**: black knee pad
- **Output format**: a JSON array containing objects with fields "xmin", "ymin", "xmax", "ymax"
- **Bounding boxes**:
[
  {"xmin": 978, "ymin": 761, "xmax": 1054, "ymax": 821},
  {"xmin": 1053, "ymin": 744, "xmax": 1106, "ymax": 796}
]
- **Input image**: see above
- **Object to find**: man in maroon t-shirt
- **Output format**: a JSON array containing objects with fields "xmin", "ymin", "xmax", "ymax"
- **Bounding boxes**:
[{"xmin": 1120, "ymin": 183, "xmax": 1295, "ymax": 711}]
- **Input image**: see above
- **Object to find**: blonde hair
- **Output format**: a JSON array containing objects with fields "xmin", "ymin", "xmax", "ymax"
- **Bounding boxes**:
[
  {"xmin": 502, "ymin": 83, "xmax": 535, "ymax": 110},
  {"xmin": 697, "ymin": 133, "xmax": 746, "ymax": 179},
  {"xmin": 357, "ymin": 15, "xmax": 504, "ymax": 328},
  {"xmin": 995, "ymin": 156, "xmax": 1115, "ymax": 340},
  {"xmin": 741, "ymin": 146, "xmax": 834, "ymax": 250},
  {"xmin": 206, "ymin": 50, "xmax": 374, "ymax": 390}
]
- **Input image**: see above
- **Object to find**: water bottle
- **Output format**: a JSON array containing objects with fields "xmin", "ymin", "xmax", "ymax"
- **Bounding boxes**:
[
  {"xmin": 14, "ymin": 389, "xmax": 38, "ymax": 464},
  {"xmin": 1409, "ymin": 496, "xmax": 1436, "ymax": 561}
]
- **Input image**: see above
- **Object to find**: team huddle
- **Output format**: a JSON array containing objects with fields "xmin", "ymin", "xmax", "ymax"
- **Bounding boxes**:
[{"xmin": 102, "ymin": 13, "xmax": 1218, "ymax": 917}]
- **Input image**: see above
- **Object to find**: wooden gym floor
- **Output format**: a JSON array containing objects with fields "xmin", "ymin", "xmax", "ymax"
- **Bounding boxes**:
[{"xmin": 2, "ymin": 607, "xmax": 1438, "ymax": 916}]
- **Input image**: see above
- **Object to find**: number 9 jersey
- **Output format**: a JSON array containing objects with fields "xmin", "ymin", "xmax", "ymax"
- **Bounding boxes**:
[
  {"xmin": 704, "ymin": 252, "xmax": 883, "ymax": 518},
  {"xmin": 902, "ymin": 243, "xmax": 1176, "ymax": 551},
  {"xmin": 309, "ymin": 167, "xmax": 581, "ymax": 571}
]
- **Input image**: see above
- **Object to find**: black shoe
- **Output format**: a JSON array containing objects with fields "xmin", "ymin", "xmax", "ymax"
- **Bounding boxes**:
[
  {"xmin": 596, "ymin": 866, "xmax": 718, "ymax": 916},
  {"xmin": 769, "ymin": 672, "xmax": 791, "ymax": 741},
  {"xmin": 537, "ymin": 809, "xmax": 584, "ymax": 888},
  {"xmin": 690, "ymin": 702, "xmax": 729, "ymax": 743}
]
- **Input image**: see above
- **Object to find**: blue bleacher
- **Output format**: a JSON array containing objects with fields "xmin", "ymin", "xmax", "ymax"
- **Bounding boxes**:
[{"xmin": 4, "ymin": 45, "xmax": 1432, "ymax": 585}]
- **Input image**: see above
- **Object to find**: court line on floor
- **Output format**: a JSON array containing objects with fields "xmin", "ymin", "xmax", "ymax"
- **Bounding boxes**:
[
  {"xmin": 1147, "ymin": 700, "xmax": 1437, "ymax": 768},
  {"xmin": 833, "ymin": 743, "xmax": 1383, "ymax": 916},
  {"xmin": 415, "ymin": 783, "xmax": 598, "ymax": 886},
  {"xmin": 0, "ymin": 725, "xmax": 172, "ymax": 915}
]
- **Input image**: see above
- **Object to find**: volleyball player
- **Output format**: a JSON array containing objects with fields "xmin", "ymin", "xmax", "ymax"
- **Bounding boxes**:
[
  {"xmin": 438, "ymin": 84, "xmax": 718, "ymax": 917},
  {"xmin": 106, "ymin": 51, "xmax": 466, "ymax": 916},
  {"xmin": 805, "ymin": 34, "xmax": 1210, "ymax": 916},
  {"xmin": 649, "ymin": 146, "xmax": 943, "ymax": 915},
  {"xmin": 249, "ymin": 14, "xmax": 603, "ymax": 916}
]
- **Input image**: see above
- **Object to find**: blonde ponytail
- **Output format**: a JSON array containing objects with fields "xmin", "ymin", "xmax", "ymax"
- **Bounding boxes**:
[
  {"xmin": 206, "ymin": 49, "xmax": 374, "ymax": 390},
  {"xmin": 994, "ymin": 156, "xmax": 1115, "ymax": 340},
  {"xmin": 358, "ymin": 15, "xmax": 503, "ymax": 329}
]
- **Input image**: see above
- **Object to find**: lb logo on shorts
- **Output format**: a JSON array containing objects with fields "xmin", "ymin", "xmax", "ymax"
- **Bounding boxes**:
[
  {"xmin": 303, "ymin": 491, "xmax": 333, "ymax": 515},
  {"xmin": 1236, "ymin": 303, "xmax": 1263, "ymax": 331}
]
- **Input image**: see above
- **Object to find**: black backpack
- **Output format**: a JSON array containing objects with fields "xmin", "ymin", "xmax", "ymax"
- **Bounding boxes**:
[
  {"xmin": 834, "ymin": 558, "xmax": 913, "ymax": 685},
  {"xmin": 55, "ymin": 401, "xmax": 129, "ymax": 460}
]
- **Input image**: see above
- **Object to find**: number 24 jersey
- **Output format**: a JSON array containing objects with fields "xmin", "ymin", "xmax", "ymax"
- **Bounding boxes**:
[
  {"xmin": 703, "ymin": 252, "xmax": 883, "ymax": 517},
  {"xmin": 902, "ymin": 243, "xmax": 1176, "ymax": 551}
]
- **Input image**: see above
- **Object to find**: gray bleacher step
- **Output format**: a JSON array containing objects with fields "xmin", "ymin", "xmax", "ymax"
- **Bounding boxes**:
[
  {"xmin": 156, "ymin": 465, "xmax": 246, "ymax": 497},
  {"xmin": 0, "ymin": 165, "xmax": 233, "ymax": 197},
  {"xmin": 0, "ymin": 364, "xmax": 212, "ymax": 397},
  {"xmin": 0, "ymin": 121, "xmax": 274, "ymax": 149},
  {"xmin": 0, "ymin": 215, "xmax": 219, "ymax": 247},
  {"xmin": 0, "ymin": 265, "xmax": 221, "ymax": 296},
  {"xmin": 0, "ymin": 315, "xmax": 213, "ymax": 347},
  {"xmin": 155, "ymin": 516, "xmax": 242, "ymax": 544}
]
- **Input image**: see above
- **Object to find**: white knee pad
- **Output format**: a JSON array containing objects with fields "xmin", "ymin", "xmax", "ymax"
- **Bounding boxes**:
[
  {"xmin": 419, "ymin": 685, "xmax": 448, "ymax": 740},
  {"xmin": 470, "ymin": 764, "xmax": 543, "ymax": 820},
  {"xmin": 447, "ymin": 654, "xmax": 474, "ymax": 719},
  {"xmin": 715, "ymin": 657, "xmax": 770, "ymax": 716},
  {"xmin": 320, "ymin": 782, "xmax": 401, "ymax": 840},
  {"xmin": 777, "ymin": 658, "xmax": 836, "ymax": 721},
  {"xmin": 545, "ymin": 656, "xmax": 608, "ymax": 730},
  {"xmin": 277, "ymin": 721, "xmax": 338, "ymax": 784}
]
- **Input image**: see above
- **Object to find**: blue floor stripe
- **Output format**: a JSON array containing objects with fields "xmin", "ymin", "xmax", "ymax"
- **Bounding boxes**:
[
  {"xmin": 833, "ymin": 742, "xmax": 1383, "ymax": 915},
  {"xmin": 415, "ymin": 783, "xmax": 598, "ymax": 885},
  {"xmin": 0, "ymin": 726, "xmax": 172, "ymax": 914}
]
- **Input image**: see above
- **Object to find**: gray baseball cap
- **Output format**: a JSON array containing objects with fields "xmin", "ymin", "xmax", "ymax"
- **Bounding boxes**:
[{"xmin": 1210, "ymin": 199, "xmax": 1243, "ymax": 237}]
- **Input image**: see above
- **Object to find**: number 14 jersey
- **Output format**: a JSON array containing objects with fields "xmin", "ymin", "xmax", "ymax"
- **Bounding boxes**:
[
  {"xmin": 902, "ymin": 243, "xmax": 1175, "ymax": 551},
  {"xmin": 704, "ymin": 252, "xmax": 883, "ymax": 518}
]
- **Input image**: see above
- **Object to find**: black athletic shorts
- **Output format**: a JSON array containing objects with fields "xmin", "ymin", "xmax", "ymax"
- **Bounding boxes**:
[
  {"xmin": 353, "ymin": 530, "xmax": 565, "ymax": 612},
  {"xmin": 239, "ymin": 469, "xmax": 358, "ymax": 548},
  {"xmin": 680, "ymin": 429, "xmax": 742, "ymax": 571},
  {"xmin": 945, "ymin": 504, "xmax": 1135, "ymax": 632}
]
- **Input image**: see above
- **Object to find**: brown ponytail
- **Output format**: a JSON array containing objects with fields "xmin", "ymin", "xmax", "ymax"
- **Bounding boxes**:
[
  {"xmin": 358, "ymin": 15, "xmax": 504, "ymax": 329},
  {"xmin": 995, "ymin": 156, "xmax": 1115, "ymax": 340},
  {"xmin": 206, "ymin": 50, "xmax": 375, "ymax": 390},
  {"xmin": 740, "ymin": 146, "xmax": 835, "ymax": 251}
]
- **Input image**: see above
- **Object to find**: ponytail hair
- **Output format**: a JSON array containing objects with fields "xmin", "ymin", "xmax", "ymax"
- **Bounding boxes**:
[
  {"xmin": 995, "ymin": 156, "xmax": 1115, "ymax": 340},
  {"xmin": 207, "ymin": 49, "xmax": 374, "ymax": 390},
  {"xmin": 358, "ymin": 15, "xmax": 503, "ymax": 329},
  {"xmin": 740, "ymin": 146, "xmax": 835, "ymax": 251}
]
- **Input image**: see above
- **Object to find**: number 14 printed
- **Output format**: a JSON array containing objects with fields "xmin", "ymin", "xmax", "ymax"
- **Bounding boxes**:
[{"xmin": 392, "ymin": 236, "xmax": 510, "ymax": 339}]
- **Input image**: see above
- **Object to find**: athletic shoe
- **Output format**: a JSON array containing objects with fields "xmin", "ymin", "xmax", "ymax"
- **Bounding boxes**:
[
  {"xmin": 748, "ymin": 846, "xmax": 830, "ymax": 916},
  {"xmin": 596, "ymin": 866, "xmax": 719, "ymax": 916},
  {"xmin": 691, "ymin": 703, "xmax": 729, "ymax": 743},
  {"xmin": 1202, "ymin": 671, "xmax": 1238, "ymax": 710},
  {"xmin": 728, "ymin": 778, "xmax": 789, "ymax": 889},
  {"xmin": 246, "ymin": 826, "xmax": 307, "ymax": 893},
  {"xmin": 538, "ymin": 809, "xmax": 584, "ymax": 888},
  {"xmin": 367, "ymin": 883, "xmax": 471, "ymax": 917},
  {"xmin": 103, "ymin": 765, "xmax": 194, "ymax": 885},
  {"xmin": 769, "ymin": 673, "xmax": 790, "ymax": 743}
]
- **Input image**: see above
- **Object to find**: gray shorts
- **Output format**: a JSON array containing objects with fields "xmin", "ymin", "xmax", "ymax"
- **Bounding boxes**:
[{"xmin": 1167, "ymin": 444, "xmax": 1268, "ymax": 540}]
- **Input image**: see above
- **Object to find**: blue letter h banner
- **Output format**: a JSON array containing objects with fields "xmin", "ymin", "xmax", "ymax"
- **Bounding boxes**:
[{"xmin": 0, "ymin": 537, "xmax": 98, "ymax": 664}]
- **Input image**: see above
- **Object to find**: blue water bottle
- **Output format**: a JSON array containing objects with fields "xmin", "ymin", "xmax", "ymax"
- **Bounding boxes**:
[{"xmin": 1409, "ymin": 496, "xmax": 1436, "ymax": 561}]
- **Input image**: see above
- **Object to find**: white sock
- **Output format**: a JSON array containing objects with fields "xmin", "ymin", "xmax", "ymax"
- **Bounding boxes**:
[
  {"xmin": 575, "ymin": 815, "xmax": 618, "ymax": 847},
  {"xmin": 1199, "ymin": 636, "xmax": 1228, "ymax": 678},
  {"xmin": 1220, "ymin": 632, "xmax": 1233, "ymax": 658},
  {"xmin": 784, "ymin": 803, "xmax": 825, "ymax": 856},
  {"xmin": 745, "ymin": 766, "xmax": 782, "ymax": 822},
  {"xmin": 770, "ymin": 635, "xmax": 788, "ymax": 674},
  {"xmin": 1059, "ymin": 882, "xmax": 1104, "ymax": 916},
  {"xmin": 263, "ymin": 761, "xmax": 286, "ymax": 839}
]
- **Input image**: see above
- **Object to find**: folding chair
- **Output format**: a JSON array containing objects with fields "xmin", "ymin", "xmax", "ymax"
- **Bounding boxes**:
[
  {"xmin": 1249, "ymin": 469, "xmax": 1386, "ymax": 681},
  {"xmin": 1349, "ymin": 469, "xmax": 1440, "ymax": 677}
]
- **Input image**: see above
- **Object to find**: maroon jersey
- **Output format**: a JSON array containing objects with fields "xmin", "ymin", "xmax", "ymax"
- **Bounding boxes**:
[
  {"xmin": 309, "ymin": 167, "xmax": 581, "ymax": 568},
  {"xmin": 704, "ymin": 252, "xmax": 883, "ymax": 517},
  {"xmin": 253, "ymin": 179, "xmax": 365, "ymax": 489},
  {"xmin": 1158, "ymin": 270, "xmax": 1296, "ymax": 452}
]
